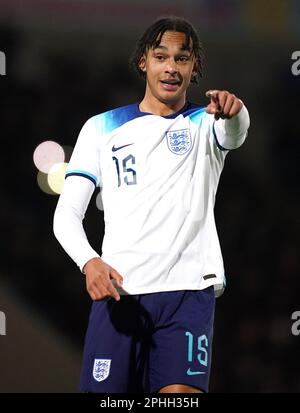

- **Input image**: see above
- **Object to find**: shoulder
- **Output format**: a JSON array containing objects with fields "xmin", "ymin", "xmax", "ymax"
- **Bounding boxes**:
[
  {"xmin": 184, "ymin": 102, "xmax": 207, "ymax": 124},
  {"xmin": 87, "ymin": 103, "xmax": 143, "ymax": 135}
]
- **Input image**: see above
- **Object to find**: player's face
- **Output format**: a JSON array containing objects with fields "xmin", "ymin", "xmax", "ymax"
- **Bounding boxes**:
[{"xmin": 139, "ymin": 31, "xmax": 198, "ymax": 107}]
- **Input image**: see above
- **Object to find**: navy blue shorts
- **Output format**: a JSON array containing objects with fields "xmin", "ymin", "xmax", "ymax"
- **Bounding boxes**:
[{"xmin": 79, "ymin": 287, "xmax": 215, "ymax": 393}]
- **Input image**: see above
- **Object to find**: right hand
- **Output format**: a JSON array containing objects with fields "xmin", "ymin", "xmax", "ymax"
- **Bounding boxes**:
[
  {"xmin": 83, "ymin": 257, "xmax": 123, "ymax": 301},
  {"xmin": 205, "ymin": 90, "xmax": 243, "ymax": 120}
]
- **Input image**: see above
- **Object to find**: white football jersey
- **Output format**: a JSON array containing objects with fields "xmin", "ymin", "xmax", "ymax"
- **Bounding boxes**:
[{"xmin": 57, "ymin": 102, "xmax": 249, "ymax": 296}]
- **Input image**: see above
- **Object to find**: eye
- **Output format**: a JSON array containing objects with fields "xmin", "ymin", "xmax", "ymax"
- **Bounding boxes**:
[
  {"xmin": 178, "ymin": 56, "xmax": 189, "ymax": 62},
  {"xmin": 155, "ymin": 55, "xmax": 166, "ymax": 61}
]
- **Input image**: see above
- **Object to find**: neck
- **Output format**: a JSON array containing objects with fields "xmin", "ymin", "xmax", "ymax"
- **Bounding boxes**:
[{"xmin": 139, "ymin": 88, "xmax": 187, "ymax": 116}]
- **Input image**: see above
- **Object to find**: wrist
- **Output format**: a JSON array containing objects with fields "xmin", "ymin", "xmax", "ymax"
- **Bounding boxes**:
[{"xmin": 82, "ymin": 257, "xmax": 102, "ymax": 275}]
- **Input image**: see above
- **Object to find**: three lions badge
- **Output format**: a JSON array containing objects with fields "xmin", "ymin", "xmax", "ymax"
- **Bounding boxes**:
[
  {"xmin": 93, "ymin": 359, "xmax": 111, "ymax": 382},
  {"xmin": 166, "ymin": 129, "xmax": 192, "ymax": 155}
]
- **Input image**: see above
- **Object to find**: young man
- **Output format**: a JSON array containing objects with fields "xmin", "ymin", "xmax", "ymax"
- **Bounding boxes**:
[{"xmin": 54, "ymin": 17, "xmax": 250, "ymax": 393}]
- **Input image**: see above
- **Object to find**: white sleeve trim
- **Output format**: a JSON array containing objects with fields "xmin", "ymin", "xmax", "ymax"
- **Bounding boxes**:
[
  {"xmin": 53, "ymin": 176, "xmax": 100, "ymax": 272},
  {"xmin": 213, "ymin": 104, "xmax": 250, "ymax": 150}
]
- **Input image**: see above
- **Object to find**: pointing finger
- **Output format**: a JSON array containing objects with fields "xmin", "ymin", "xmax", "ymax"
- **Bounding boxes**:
[
  {"xmin": 205, "ymin": 91, "xmax": 219, "ymax": 115},
  {"xmin": 206, "ymin": 91, "xmax": 219, "ymax": 109},
  {"xmin": 205, "ymin": 90, "xmax": 219, "ymax": 100}
]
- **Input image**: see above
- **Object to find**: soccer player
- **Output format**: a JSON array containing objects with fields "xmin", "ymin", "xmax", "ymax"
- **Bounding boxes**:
[{"xmin": 53, "ymin": 16, "xmax": 250, "ymax": 393}]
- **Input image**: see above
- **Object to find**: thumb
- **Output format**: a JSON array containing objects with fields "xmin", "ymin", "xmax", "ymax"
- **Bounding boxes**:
[{"xmin": 205, "ymin": 102, "xmax": 218, "ymax": 115}]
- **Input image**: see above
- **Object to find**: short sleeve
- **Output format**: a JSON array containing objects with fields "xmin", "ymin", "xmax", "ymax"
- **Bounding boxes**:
[{"xmin": 66, "ymin": 116, "xmax": 101, "ymax": 187}]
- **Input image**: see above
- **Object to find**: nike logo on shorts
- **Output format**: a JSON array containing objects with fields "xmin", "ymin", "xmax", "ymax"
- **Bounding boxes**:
[
  {"xmin": 186, "ymin": 368, "xmax": 206, "ymax": 376},
  {"xmin": 112, "ymin": 143, "xmax": 133, "ymax": 152}
]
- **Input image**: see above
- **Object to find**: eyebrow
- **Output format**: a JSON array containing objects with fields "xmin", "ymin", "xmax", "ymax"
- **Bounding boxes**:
[{"xmin": 153, "ymin": 44, "xmax": 192, "ymax": 53}]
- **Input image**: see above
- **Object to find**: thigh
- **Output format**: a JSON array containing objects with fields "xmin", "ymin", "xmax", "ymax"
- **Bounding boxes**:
[
  {"xmin": 149, "ymin": 288, "xmax": 215, "ymax": 393},
  {"xmin": 79, "ymin": 296, "xmax": 152, "ymax": 393}
]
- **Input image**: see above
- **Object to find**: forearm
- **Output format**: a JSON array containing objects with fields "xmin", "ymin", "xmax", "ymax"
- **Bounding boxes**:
[
  {"xmin": 53, "ymin": 176, "xmax": 100, "ymax": 272},
  {"xmin": 214, "ymin": 104, "xmax": 250, "ymax": 150}
]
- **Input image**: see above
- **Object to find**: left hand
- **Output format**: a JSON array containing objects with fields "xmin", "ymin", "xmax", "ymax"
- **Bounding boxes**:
[{"xmin": 205, "ymin": 90, "xmax": 243, "ymax": 120}]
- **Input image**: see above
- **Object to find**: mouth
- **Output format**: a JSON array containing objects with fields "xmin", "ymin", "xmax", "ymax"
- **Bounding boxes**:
[{"xmin": 160, "ymin": 79, "xmax": 181, "ymax": 91}]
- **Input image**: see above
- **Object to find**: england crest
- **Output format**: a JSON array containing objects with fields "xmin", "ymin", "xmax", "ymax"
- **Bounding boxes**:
[
  {"xmin": 93, "ymin": 359, "xmax": 111, "ymax": 382},
  {"xmin": 166, "ymin": 128, "xmax": 192, "ymax": 155}
]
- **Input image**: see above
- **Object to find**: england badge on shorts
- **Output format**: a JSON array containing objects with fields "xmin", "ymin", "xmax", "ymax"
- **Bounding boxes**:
[
  {"xmin": 166, "ymin": 128, "xmax": 192, "ymax": 155},
  {"xmin": 93, "ymin": 359, "xmax": 111, "ymax": 382}
]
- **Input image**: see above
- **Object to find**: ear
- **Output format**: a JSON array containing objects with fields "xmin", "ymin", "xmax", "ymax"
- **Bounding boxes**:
[
  {"xmin": 192, "ymin": 60, "xmax": 198, "ymax": 79},
  {"xmin": 138, "ymin": 55, "xmax": 147, "ymax": 73}
]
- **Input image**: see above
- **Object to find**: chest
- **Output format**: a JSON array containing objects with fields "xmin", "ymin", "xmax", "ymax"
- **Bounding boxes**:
[{"xmin": 99, "ymin": 116, "xmax": 209, "ymax": 190}]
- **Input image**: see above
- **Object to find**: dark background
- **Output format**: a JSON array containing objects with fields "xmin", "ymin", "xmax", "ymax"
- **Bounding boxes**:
[{"xmin": 0, "ymin": 0, "xmax": 300, "ymax": 392}]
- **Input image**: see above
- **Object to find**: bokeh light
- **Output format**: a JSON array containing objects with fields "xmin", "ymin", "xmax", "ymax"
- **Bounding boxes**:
[
  {"xmin": 33, "ymin": 141, "xmax": 74, "ymax": 196},
  {"xmin": 33, "ymin": 141, "xmax": 65, "ymax": 173},
  {"xmin": 48, "ymin": 162, "xmax": 68, "ymax": 194},
  {"xmin": 37, "ymin": 171, "xmax": 57, "ymax": 195}
]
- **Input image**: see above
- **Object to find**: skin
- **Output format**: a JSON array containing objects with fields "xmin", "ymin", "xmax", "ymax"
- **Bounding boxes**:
[
  {"xmin": 83, "ymin": 30, "xmax": 244, "ymax": 393},
  {"xmin": 138, "ymin": 31, "xmax": 198, "ymax": 116},
  {"xmin": 83, "ymin": 257, "xmax": 123, "ymax": 302}
]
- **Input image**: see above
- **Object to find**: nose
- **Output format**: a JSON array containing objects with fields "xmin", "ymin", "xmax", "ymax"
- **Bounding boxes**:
[{"xmin": 165, "ymin": 58, "xmax": 178, "ymax": 75}]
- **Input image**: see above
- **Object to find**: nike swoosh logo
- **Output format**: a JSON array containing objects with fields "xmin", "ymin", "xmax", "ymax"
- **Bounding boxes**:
[
  {"xmin": 112, "ymin": 143, "xmax": 133, "ymax": 152},
  {"xmin": 186, "ymin": 368, "xmax": 206, "ymax": 376}
]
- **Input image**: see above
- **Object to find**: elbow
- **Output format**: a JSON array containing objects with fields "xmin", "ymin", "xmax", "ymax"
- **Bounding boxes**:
[{"xmin": 230, "ymin": 130, "xmax": 248, "ymax": 150}]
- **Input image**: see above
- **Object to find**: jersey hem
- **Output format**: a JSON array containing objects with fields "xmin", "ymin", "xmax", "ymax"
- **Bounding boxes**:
[{"xmin": 117, "ymin": 280, "xmax": 223, "ymax": 296}]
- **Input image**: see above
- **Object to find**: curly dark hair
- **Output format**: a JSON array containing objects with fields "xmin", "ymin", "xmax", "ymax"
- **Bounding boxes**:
[{"xmin": 130, "ymin": 16, "xmax": 204, "ymax": 84}]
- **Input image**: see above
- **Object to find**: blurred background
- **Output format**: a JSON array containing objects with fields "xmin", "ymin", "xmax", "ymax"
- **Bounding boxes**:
[{"xmin": 0, "ymin": 0, "xmax": 300, "ymax": 393}]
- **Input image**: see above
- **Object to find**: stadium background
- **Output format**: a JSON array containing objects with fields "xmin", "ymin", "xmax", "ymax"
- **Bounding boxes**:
[{"xmin": 0, "ymin": 0, "xmax": 299, "ymax": 392}]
